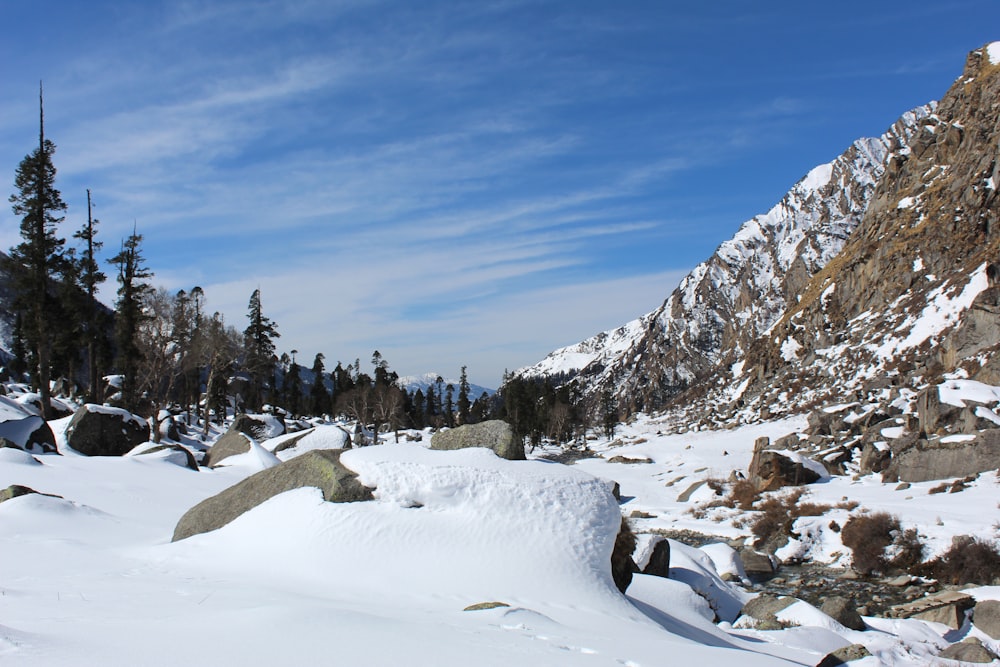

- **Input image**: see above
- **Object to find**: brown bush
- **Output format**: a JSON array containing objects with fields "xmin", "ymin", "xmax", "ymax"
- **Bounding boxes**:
[
  {"xmin": 730, "ymin": 479, "xmax": 759, "ymax": 510},
  {"xmin": 841, "ymin": 512, "xmax": 926, "ymax": 577},
  {"xmin": 916, "ymin": 535, "xmax": 1000, "ymax": 585}
]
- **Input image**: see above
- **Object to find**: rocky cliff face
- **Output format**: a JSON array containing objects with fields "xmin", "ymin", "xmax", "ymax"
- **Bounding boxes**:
[
  {"xmin": 519, "ymin": 101, "xmax": 932, "ymax": 412},
  {"xmin": 520, "ymin": 43, "xmax": 1000, "ymax": 430}
]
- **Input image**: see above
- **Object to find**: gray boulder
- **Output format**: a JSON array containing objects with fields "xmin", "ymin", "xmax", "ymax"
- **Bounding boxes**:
[
  {"xmin": 172, "ymin": 449, "xmax": 374, "ymax": 541},
  {"xmin": 0, "ymin": 485, "xmax": 61, "ymax": 504},
  {"xmin": 819, "ymin": 596, "xmax": 866, "ymax": 631},
  {"xmin": 0, "ymin": 416, "xmax": 57, "ymax": 454},
  {"xmin": 889, "ymin": 590, "xmax": 975, "ymax": 629},
  {"xmin": 134, "ymin": 444, "xmax": 199, "ymax": 471},
  {"xmin": 882, "ymin": 429, "xmax": 1000, "ymax": 483},
  {"xmin": 641, "ymin": 538, "xmax": 670, "ymax": 578},
  {"xmin": 938, "ymin": 637, "xmax": 997, "ymax": 663},
  {"xmin": 204, "ymin": 430, "xmax": 252, "ymax": 467},
  {"xmin": 816, "ymin": 644, "xmax": 872, "ymax": 666},
  {"xmin": 430, "ymin": 420, "xmax": 525, "ymax": 460},
  {"xmin": 739, "ymin": 594, "xmax": 797, "ymax": 630},
  {"xmin": 64, "ymin": 405, "xmax": 149, "ymax": 456},
  {"xmin": 973, "ymin": 599, "xmax": 1000, "ymax": 639}
]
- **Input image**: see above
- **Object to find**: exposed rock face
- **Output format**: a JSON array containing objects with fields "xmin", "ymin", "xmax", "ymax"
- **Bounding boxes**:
[
  {"xmin": 172, "ymin": 449, "xmax": 374, "ymax": 541},
  {"xmin": 518, "ymin": 102, "xmax": 930, "ymax": 414},
  {"xmin": 64, "ymin": 405, "xmax": 149, "ymax": 456},
  {"xmin": 522, "ymin": 45, "xmax": 1000, "ymax": 433},
  {"xmin": 883, "ymin": 429, "xmax": 1000, "ymax": 483},
  {"xmin": 430, "ymin": 420, "xmax": 525, "ymax": 460}
]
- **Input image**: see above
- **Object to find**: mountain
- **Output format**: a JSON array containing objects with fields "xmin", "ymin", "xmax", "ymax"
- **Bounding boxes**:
[
  {"xmin": 397, "ymin": 372, "xmax": 495, "ymax": 398},
  {"xmin": 519, "ymin": 43, "xmax": 1000, "ymax": 426}
]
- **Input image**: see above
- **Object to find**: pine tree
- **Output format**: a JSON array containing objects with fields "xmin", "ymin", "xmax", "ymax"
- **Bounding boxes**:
[
  {"xmin": 7, "ymin": 84, "xmax": 68, "ymax": 419},
  {"xmin": 457, "ymin": 365, "xmax": 471, "ymax": 425},
  {"xmin": 284, "ymin": 353, "xmax": 302, "ymax": 416},
  {"xmin": 309, "ymin": 352, "xmax": 329, "ymax": 416},
  {"xmin": 108, "ymin": 229, "xmax": 153, "ymax": 412},
  {"xmin": 74, "ymin": 189, "xmax": 106, "ymax": 401},
  {"xmin": 243, "ymin": 288, "xmax": 279, "ymax": 410}
]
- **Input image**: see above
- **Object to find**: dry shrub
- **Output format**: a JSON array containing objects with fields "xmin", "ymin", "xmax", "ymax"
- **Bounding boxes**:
[
  {"xmin": 730, "ymin": 479, "xmax": 759, "ymax": 510},
  {"xmin": 916, "ymin": 535, "xmax": 1000, "ymax": 585},
  {"xmin": 841, "ymin": 512, "xmax": 926, "ymax": 577},
  {"xmin": 749, "ymin": 489, "xmax": 805, "ymax": 547}
]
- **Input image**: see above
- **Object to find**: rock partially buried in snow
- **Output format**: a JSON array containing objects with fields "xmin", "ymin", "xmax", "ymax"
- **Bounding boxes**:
[
  {"xmin": 64, "ymin": 404, "xmax": 149, "ymax": 456},
  {"xmin": 171, "ymin": 449, "xmax": 374, "ymax": 541},
  {"xmin": 0, "ymin": 415, "xmax": 57, "ymax": 454},
  {"xmin": 430, "ymin": 420, "xmax": 525, "ymax": 460},
  {"xmin": 204, "ymin": 414, "xmax": 286, "ymax": 467}
]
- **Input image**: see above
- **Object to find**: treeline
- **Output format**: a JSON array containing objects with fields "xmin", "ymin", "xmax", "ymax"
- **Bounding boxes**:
[{"xmin": 4, "ymin": 89, "xmax": 613, "ymax": 445}]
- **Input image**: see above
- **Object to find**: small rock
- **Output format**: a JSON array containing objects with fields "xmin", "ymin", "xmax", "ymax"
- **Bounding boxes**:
[
  {"xmin": 820, "ymin": 596, "xmax": 867, "ymax": 631},
  {"xmin": 938, "ymin": 637, "xmax": 997, "ymax": 663},
  {"xmin": 463, "ymin": 602, "xmax": 510, "ymax": 611},
  {"xmin": 817, "ymin": 643, "xmax": 872, "ymax": 666}
]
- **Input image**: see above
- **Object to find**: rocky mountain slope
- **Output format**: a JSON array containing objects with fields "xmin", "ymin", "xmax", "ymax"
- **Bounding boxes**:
[{"xmin": 520, "ymin": 43, "xmax": 1000, "ymax": 428}]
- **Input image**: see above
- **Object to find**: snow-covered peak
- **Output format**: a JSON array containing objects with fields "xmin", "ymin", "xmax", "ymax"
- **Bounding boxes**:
[{"xmin": 987, "ymin": 41, "xmax": 1000, "ymax": 65}]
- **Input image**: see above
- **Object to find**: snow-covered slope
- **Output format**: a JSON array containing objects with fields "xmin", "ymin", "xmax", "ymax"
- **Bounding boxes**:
[
  {"xmin": 519, "ymin": 104, "xmax": 932, "ymax": 414},
  {"xmin": 397, "ymin": 371, "xmax": 495, "ymax": 398}
]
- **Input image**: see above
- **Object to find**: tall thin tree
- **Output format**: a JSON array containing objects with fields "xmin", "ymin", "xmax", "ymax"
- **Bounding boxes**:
[{"xmin": 7, "ymin": 83, "xmax": 68, "ymax": 419}]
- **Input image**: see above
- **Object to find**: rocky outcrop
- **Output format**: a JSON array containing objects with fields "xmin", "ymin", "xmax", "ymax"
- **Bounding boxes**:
[
  {"xmin": 882, "ymin": 429, "xmax": 1000, "ymax": 483},
  {"xmin": 430, "ymin": 420, "xmax": 525, "ymax": 460},
  {"xmin": 172, "ymin": 449, "xmax": 374, "ymax": 541},
  {"xmin": 64, "ymin": 405, "xmax": 149, "ymax": 456}
]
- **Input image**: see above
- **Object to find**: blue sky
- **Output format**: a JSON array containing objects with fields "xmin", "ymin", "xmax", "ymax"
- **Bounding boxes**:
[{"xmin": 1, "ymin": 1, "xmax": 998, "ymax": 387}]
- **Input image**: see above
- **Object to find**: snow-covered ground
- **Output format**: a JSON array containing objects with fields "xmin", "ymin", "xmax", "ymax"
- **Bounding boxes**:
[{"xmin": 2, "ymin": 409, "xmax": 999, "ymax": 665}]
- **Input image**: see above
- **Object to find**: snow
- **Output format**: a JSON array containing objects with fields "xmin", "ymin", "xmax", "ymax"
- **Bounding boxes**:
[
  {"xmin": 988, "ymin": 41, "xmax": 1000, "ymax": 66},
  {"xmin": 939, "ymin": 378, "xmax": 1000, "ymax": 408},
  {"xmin": 5, "ymin": 405, "xmax": 1000, "ymax": 665},
  {"xmin": 896, "ymin": 196, "xmax": 916, "ymax": 209},
  {"xmin": 780, "ymin": 336, "xmax": 802, "ymax": 362}
]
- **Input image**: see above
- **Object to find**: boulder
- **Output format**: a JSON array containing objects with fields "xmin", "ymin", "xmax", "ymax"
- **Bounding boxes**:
[
  {"xmin": 0, "ymin": 416, "xmax": 57, "ymax": 454},
  {"xmin": 641, "ymin": 538, "xmax": 671, "ymax": 578},
  {"xmin": 430, "ymin": 420, "xmax": 524, "ymax": 460},
  {"xmin": 204, "ymin": 430, "xmax": 252, "ymax": 467},
  {"xmin": 739, "ymin": 594, "xmax": 797, "ymax": 630},
  {"xmin": 916, "ymin": 386, "xmax": 961, "ymax": 435},
  {"xmin": 0, "ymin": 485, "xmax": 61, "ymax": 504},
  {"xmin": 739, "ymin": 549, "xmax": 776, "ymax": 579},
  {"xmin": 134, "ymin": 444, "xmax": 199, "ymax": 471},
  {"xmin": 889, "ymin": 590, "xmax": 975, "ymax": 629},
  {"xmin": 807, "ymin": 410, "xmax": 844, "ymax": 436},
  {"xmin": 816, "ymin": 644, "xmax": 872, "ymax": 666},
  {"xmin": 750, "ymin": 450, "xmax": 822, "ymax": 491},
  {"xmin": 64, "ymin": 405, "xmax": 149, "ymax": 456},
  {"xmin": 882, "ymin": 429, "xmax": 1000, "ymax": 483},
  {"xmin": 172, "ymin": 449, "xmax": 374, "ymax": 542},
  {"xmin": 973, "ymin": 599, "xmax": 1000, "ymax": 639},
  {"xmin": 938, "ymin": 637, "xmax": 997, "ymax": 663},
  {"xmin": 819, "ymin": 596, "xmax": 866, "ymax": 631},
  {"xmin": 610, "ymin": 517, "xmax": 638, "ymax": 594}
]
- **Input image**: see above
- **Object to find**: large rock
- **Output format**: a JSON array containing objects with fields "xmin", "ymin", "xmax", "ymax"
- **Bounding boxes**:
[
  {"xmin": 641, "ymin": 538, "xmax": 671, "ymax": 578},
  {"xmin": 819, "ymin": 596, "xmax": 866, "ymax": 631},
  {"xmin": 938, "ymin": 637, "xmax": 997, "ymax": 663},
  {"xmin": 973, "ymin": 599, "xmax": 1000, "ymax": 639},
  {"xmin": 64, "ymin": 405, "xmax": 149, "ymax": 456},
  {"xmin": 889, "ymin": 590, "xmax": 975, "ymax": 629},
  {"xmin": 610, "ymin": 517, "xmax": 638, "ymax": 593},
  {"xmin": 0, "ymin": 416, "xmax": 57, "ymax": 454},
  {"xmin": 816, "ymin": 644, "xmax": 872, "ymax": 666},
  {"xmin": 739, "ymin": 594, "xmax": 797, "ymax": 630},
  {"xmin": 749, "ymin": 450, "xmax": 822, "ymax": 491},
  {"xmin": 882, "ymin": 429, "xmax": 1000, "ymax": 483},
  {"xmin": 430, "ymin": 420, "xmax": 525, "ymax": 460},
  {"xmin": 172, "ymin": 449, "xmax": 374, "ymax": 541},
  {"xmin": 204, "ymin": 431, "xmax": 253, "ymax": 467}
]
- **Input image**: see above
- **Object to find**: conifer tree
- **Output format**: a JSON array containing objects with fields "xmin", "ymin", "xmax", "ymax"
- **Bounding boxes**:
[
  {"xmin": 243, "ymin": 288, "xmax": 279, "ymax": 410},
  {"xmin": 108, "ymin": 229, "xmax": 153, "ymax": 412},
  {"xmin": 457, "ymin": 365, "xmax": 471, "ymax": 425},
  {"xmin": 74, "ymin": 189, "xmax": 106, "ymax": 401},
  {"xmin": 7, "ymin": 84, "xmax": 68, "ymax": 419},
  {"xmin": 284, "ymin": 351, "xmax": 302, "ymax": 416},
  {"xmin": 309, "ymin": 352, "xmax": 329, "ymax": 416}
]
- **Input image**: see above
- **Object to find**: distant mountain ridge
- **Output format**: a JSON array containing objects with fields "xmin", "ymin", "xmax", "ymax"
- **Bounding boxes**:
[
  {"xmin": 520, "ymin": 42, "xmax": 1000, "ymax": 428},
  {"xmin": 397, "ymin": 372, "xmax": 495, "ymax": 398}
]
